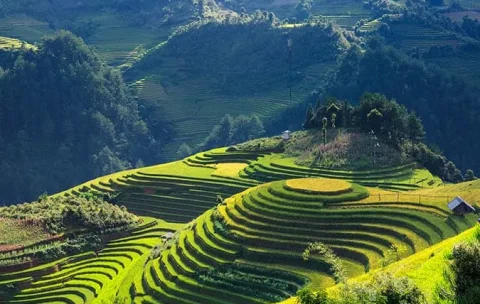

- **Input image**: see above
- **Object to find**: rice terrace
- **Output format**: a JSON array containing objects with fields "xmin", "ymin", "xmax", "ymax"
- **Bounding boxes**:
[
  {"xmin": 1, "ymin": 0, "xmax": 480, "ymax": 303},
  {"xmin": 0, "ymin": 122, "xmax": 479, "ymax": 303}
]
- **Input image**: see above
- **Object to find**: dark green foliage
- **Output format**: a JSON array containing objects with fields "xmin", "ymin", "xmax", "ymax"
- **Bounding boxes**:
[
  {"xmin": 295, "ymin": 0, "xmax": 313, "ymax": 21},
  {"xmin": 451, "ymin": 241, "xmax": 480, "ymax": 302},
  {"xmin": 0, "ymin": 195, "xmax": 137, "ymax": 234},
  {"xmin": 438, "ymin": 235, "xmax": 480, "ymax": 304},
  {"xmin": 297, "ymin": 289, "xmax": 328, "ymax": 304},
  {"xmin": 199, "ymin": 114, "xmax": 265, "ymax": 151},
  {"xmin": 297, "ymin": 274, "xmax": 424, "ymax": 304},
  {"xmin": 326, "ymin": 43, "xmax": 480, "ymax": 175},
  {"xmin": 0, "ymin": 283, "xmax": 18, "ymax": 300},
  {"xmin": 33, "ymin": 234, "xmax": 102, "ymax": 261},
  {"xmin": 322, "ymin": 117, "xmax": 328, "ymax": 145},
  {"xmin": 464, "ymin": 169, "xmax": 476, "ymax": 181},
  {"xmin": 428, "ymin": 0, "xmax": 444, "ymax": 6},
  {"xmin": 0, "ymin": 31, "xmax": 167, "ymax": 204},
  {"xmin": 303, "ymin": 94, "xmax": 463, "ymax": 181}
]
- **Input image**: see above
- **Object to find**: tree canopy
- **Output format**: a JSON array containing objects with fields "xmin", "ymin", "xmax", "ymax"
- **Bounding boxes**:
[{"xmin": 0, "ymin": 31, "xmax": 168, "ymax": 204}]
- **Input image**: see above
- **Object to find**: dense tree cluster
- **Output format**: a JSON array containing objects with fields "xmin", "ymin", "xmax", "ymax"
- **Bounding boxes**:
[
  {"xmin": 297, "ymin": 273, "xmax": 424, "ymax": 304},
  {"xmin": 304, "ymin": 93, "xmax": 424, "ymax": 145},
  {"xmin": 196, "ymin": 114, "xmax": 265, "ymax": 152},
  {"xmin": 303, "ymin": 93, "xmax": 472, "ymax": 182},
  {"xmin": 0, "ymin": 193, "xmax": 137, "ymax": 234},
  {"xmin": 0, "ymin": 31, "xmax": 170, "ymax": 204}
]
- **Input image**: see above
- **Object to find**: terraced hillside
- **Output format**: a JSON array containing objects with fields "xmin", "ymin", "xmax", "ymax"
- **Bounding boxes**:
[
  {"xmin": 386, "ymin": 21, "xmax": 466, "ymax": 51},
  {"xmin": 0, "ymin": 218, "xmax": 182, "ymax": 304},
  {"xmin": 311, "ymin": 0, "xmax": 373, "ymax": 28},
  {"xmin": 134, "ymin": 75, "xmax": 312, "ymax": 159},
  {"xmin": 0, "ymin": 13, "xmax": 172, "ymax": 67},
  {"xmin": 134, "ymin": 177, "xmax": 477, "ymax": 303},
  {"xmin": 1, "ymin": 135, "xmax": 478, "ymax": 304}
]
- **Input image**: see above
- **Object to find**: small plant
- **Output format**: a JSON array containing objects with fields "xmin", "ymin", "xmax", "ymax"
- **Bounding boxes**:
[{"xmin": 303, "ymin": 242, "xmax": 347, "ymax": 283}]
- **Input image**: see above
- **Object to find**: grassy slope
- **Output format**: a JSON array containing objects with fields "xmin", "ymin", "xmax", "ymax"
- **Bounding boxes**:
[{"xmin": 278, "ymin": 227, "xmax": 479, "ymax": 304}]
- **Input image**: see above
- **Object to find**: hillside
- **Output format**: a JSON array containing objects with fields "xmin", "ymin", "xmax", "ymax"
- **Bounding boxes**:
[{"xmin": 0, "ymin": 128, "xmax": 478, "ymax": 303}]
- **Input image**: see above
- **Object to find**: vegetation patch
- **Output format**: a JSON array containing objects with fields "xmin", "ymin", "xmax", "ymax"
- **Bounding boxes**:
[
  {"xmin": 213, "ymin": 163, "xmax": 249, "ymax": 178},
  {"xmin": 0, "ymin": 218, "xmax": 51, "ymax": 251},
  {"xmin": 0, "ymin": 195, "xmax": 137, "ymax": 234},
  {"xmin": 285, "ymin": 178, "xmax": 352, "ymax": 195}
]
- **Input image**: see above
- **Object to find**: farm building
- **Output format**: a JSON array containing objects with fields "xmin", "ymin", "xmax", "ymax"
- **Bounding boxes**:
[{"xmin": 447, "ymin": 196, "xmax": 476, "ymax": 215}]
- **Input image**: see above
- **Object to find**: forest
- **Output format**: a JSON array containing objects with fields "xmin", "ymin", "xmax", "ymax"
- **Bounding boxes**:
[{"xmin": 0, "ymin": 32, "xmax": 171, "ymax": 204}]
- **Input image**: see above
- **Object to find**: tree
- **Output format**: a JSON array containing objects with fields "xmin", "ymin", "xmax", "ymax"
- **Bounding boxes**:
[
  {"xmin": 406, "ymin": 112, "xmax": 425, "ymax": 142},
  {"xmin": 322, "ymin": 117, "xmax": 328, "ymax": 145},
  {"xmin": 304, "ymin": 104, "xmax": 315, "ymax": 129},
  {"xmin": 331, "ymin": 113, "xmax": 337, "ymax": 129},
  {"xmin": 296, "ymin": 289, "xmax": 328, "ymax": 304},
  {"xmin": 464, "ymin": 169, "xmax": 476, "ymax": 181},
  {"xmin": 367, "ymin": 108, "xmax": 384, "ymax": 133},
  {"xmin": 295, "ymin": 0, "xmax": 313, "ymax": 21},
  {"xmin": 439, "ymin": 240, "xmax": 480, "ymax": 303},
  {"xmin": 176, "ymin": 143, "xmax": 193, "ymax": 159}
]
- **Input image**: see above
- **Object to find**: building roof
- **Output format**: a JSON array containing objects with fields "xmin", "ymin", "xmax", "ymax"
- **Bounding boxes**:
[
  {"xmin": 162, "ymin": 232, "xmax": 175, "ymax": 239},
  {"xmin": 447, "ymin": 196, "xmax": 475, "ymax": 211}
]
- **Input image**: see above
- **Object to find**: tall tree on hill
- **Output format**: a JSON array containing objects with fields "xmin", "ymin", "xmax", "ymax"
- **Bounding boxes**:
[{"xmin": 322, "ymin": 117, "xmax": 328, "ymax": 145}]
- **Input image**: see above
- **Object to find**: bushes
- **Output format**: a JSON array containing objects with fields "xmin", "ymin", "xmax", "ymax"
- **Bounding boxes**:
[
  {"xmin": 198, "ymin": 114, "xmax": 266, "ymax": 152},
  {"xmin": 0, "ymin": 194, "xmax": 138, "ymax": 234},
  {"xmin": 0, "ymin": 283, "xmax": 18, "ymax": 300},
  {"xmin": 297, "ymin": 274, "xmax": 424, "ymax": 304},
  {"xmin": 32, "ymin": 234, "xmax": 102, "ymax": 261}
]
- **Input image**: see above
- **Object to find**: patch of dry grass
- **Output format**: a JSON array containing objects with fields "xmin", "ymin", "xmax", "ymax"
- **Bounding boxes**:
[
  {"xmin": 213, "ymin": 163, "xmax": 248, "ymax": 178},
  {"xmin": 285, "ymin": 178, "xmax": 352, "ymax": 194}
]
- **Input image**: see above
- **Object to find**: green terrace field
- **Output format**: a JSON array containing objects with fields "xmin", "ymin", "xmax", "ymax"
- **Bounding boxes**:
[
  {"xmin": 79, "ymin": 13, "xmax": 173, "ymax": 68},
  {"xmin": 0, "ymin": 13, "xmax": 171, "ymax": 68},
  {"xmin": 426, "ymin": 47, "xmax": 480, "ymax": 83},
  {"xmin": 0, "ymin": 218, "xmax": 182, "ymax": 304},
  {"xmin": 0, "ymin": 15, "xmax": 52, "ymax": 43},
  {"xmin": 133, "ymin": 74, "xmax": 314, "ymax": 160},
  {"xmin": 386, "ymin": 22, "xmax": 466, "ymax": 51},
  {"xmin": 132, "ymin": 177, "xmax": 477, "ymax": 303},
  {"xmin": 310, "ymin": 0, "xmax": 373, "ymax": 28},
  {"xmin": 1, "ymin": 138, "xmax": 478, "ymax": 303}
]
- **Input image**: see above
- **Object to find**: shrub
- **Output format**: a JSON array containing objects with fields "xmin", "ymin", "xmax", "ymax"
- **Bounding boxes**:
[
  {"xmin": 297, "ymin": 274, "xmax": 424, "ymax": 304},
  {"xmin": 451, "ymin": 241, "xmax": 480, "ymax": 299}
]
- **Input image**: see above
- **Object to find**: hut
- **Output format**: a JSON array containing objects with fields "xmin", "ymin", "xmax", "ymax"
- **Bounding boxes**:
[
  {"xmin": 447, "ymin": 196, "xmax": 476, "ymax": 215},
  {"xmin": 161, "ymin": 232, "xmax": 175, "ymax": 240}
]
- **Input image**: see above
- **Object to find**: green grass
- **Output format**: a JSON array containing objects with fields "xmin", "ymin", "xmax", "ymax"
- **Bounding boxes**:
[
  {"xmin": 310, "ymin": 0, "xmax": 373, "ymax": 28},
  {"xmin": 0, "ymin": 15, "xmax": 52, "ymax": 43},
  {"xmin": 0, "ymin": 218, "xmax": 51, "ymax": 250},
  {"xmin": 387, "ymin": 22, "xmax": 465, "ymax": 51},
  {"xmin": 1, "ymin": 218, "xmax": 180, "ymax": 304},
  {"xmin": 135, "ymin": 75, "xmax": 312, "ymax": 160}
]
